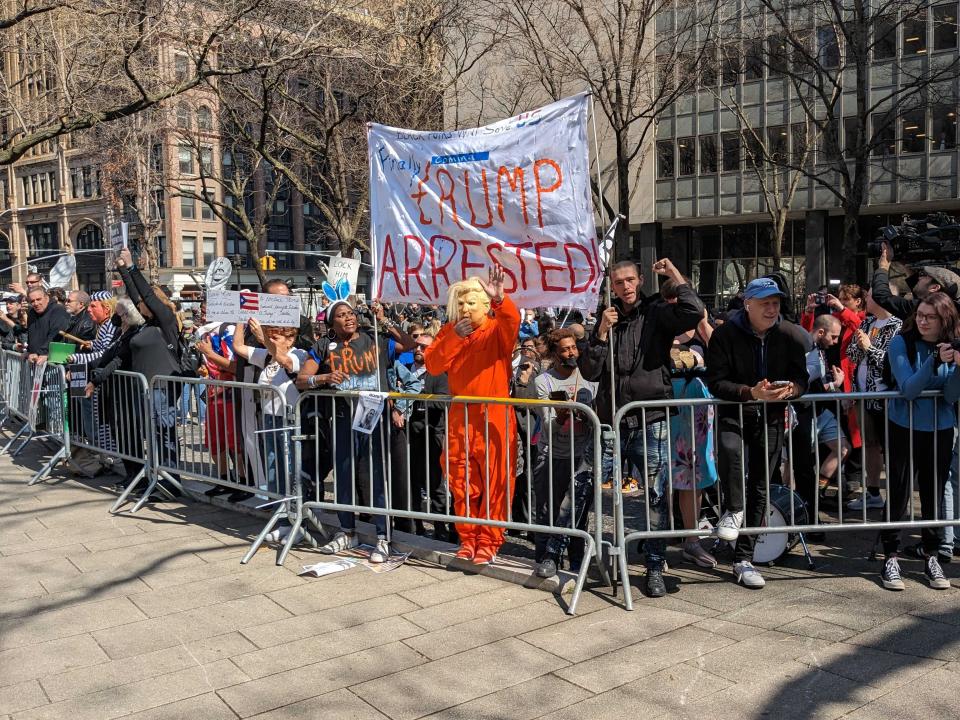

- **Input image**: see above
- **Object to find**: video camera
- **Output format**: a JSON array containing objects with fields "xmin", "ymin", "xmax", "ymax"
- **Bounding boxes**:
[{"xmin": 868, "ymin": 213, "xmax": 960, "ymax": 262}]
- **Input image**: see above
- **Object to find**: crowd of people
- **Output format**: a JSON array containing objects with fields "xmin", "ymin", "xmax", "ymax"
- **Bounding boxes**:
[{"xmin": 5, "ymin": 242, "xmax": 960, "ymax": 590}]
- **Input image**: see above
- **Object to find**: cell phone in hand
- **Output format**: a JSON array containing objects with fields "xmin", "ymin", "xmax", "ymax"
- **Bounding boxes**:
[
  {"xmin": 549, "ymin": 390, "xmax": 568, "ymax": 401},
  {"xmin": 769, "ymin": 380, "xmax": 791, "ymax": 388}
]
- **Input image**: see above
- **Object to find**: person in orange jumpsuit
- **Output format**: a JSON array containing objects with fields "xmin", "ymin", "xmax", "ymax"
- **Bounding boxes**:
[{"xmin": 424, "ymin": 265, "xmax": 520, "ymax": 564}]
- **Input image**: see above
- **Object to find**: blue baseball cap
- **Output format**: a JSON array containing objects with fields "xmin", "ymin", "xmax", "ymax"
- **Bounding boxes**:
[{"xmin": 743, "ymin": 278, "xmax": 786, "ymax": 300}]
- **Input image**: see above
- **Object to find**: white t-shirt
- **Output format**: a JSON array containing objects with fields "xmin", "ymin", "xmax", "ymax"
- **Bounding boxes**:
[{"xmin": 243, "ymin": 346, "xmax": 306, "ymax": 416}]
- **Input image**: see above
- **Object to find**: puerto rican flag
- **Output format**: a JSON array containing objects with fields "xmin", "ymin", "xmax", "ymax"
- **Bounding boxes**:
[{"xmin": 239, "ymin": 291, "xmax": 259, "ymax": 311}]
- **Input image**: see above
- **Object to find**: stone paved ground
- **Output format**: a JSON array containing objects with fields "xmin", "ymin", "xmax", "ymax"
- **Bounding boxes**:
[{"xmin": 3, "ymin": 440, "xmax": 960, "ymax": 720}]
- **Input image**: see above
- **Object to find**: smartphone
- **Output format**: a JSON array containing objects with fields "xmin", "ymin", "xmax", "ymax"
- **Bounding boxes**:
[
  {"xmin": 549, "ymin": 390, "xmax": 568, "ymax": 401},
  {"xmin": 770, "ymin": 380, "xmax": 792, "ymax": 388}
]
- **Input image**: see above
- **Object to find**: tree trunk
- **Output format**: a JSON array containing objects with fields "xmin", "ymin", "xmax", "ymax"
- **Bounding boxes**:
[{"xmin": 841, "ymin": 203, "xmax": 861, "ymax": 283}]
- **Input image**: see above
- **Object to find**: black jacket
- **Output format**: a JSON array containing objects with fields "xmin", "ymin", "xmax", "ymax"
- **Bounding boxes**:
[
  {"xmin": 578, "ymin": 283, "xmax": 704, "ymax": 425},
  {"xmin": 871, "ymin": 268, "xmax": 917, "ymax": 321},
  {"xmin": 705, "ymin": 310, "xmax": 809, "ymax": 423},
  {"xmin": 66, "ymin": 311, "xmax": 97, "ymax": 342},
  {"xmin": 27, "ymin": 302, "xmax": 71, "ymax": 355}
]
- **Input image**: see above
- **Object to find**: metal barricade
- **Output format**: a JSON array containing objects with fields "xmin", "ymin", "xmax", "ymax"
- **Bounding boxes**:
[
  {"xmin": 65, "ymin": 370, "xmax": 152, "ymax": 510},
  {"xmin": 612, "ymin": 388, "xmax": 960, "ymax": 610},
  {"xmin": 0, "ymin": 356, "xmax": 71, "ymax": 485},
  {"xmin": 290, "ymin": 389, "xmax": 615, "ymax": 615},
  {"xmin": 149, "ymin": 375, "xmax": 295, "ymax": 559}
]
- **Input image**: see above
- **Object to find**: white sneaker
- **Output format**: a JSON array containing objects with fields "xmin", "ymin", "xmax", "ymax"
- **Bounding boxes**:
[
  {"xmin": 733, "ymin": 560, "xmax": 765, "ymax": 588},
  {"xmin": 715, "ymin": 511, "xmax": 744, "ymax": 542},
  {"xmin": 265, "ymin": 525, "xmax": 304, "ymax": 544},
  {"xmin": 847, "ymin": 493, "xmax": 884, "ymax": 511},
  {"xmin": 320, "ymin": 531, "xmax": 358, "ymax": 555},
  {"xmin": 369, "ymin": 536, "xmax": 390, "ymax": 563}
]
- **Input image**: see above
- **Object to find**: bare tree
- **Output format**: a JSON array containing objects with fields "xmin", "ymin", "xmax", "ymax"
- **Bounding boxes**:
[
  {"xmin": 0, "ymin": 0, "xmax": 349, "ymax": 165},
  {"xmin": 755, "ymin": 0, "xmax": 960, "ymax": 279},
  {"xmin": 487, "ymin": 0, "xmax": 718, "ymax": 245}
]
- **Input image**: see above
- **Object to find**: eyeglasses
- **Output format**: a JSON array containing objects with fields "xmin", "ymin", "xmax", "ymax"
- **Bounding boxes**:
[
  {"xmin": 411, "ymin": 333, "xmax": 422, "ymax": 339},
  {"xmin": 916, "ymin": 312, "xmax": 941, "ymax": 323}
]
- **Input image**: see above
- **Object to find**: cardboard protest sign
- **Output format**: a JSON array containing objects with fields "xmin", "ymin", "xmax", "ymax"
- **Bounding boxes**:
[
  {"xmin": 368, "ymin": 93, "xmax": 601, "ymax": 310},
  {"xmin": 206, "ymin": 291, "xmax": 300, "ymax": 327}
]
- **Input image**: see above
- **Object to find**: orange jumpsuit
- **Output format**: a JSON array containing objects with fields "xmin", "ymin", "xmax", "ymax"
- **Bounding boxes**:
[{"xmin": 424, "ymin": 294, "xmax": 520, "ymax": 552}]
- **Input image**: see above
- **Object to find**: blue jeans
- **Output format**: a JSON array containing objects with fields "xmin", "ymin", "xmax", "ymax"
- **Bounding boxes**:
[
  {"xmin": 262, "ymin": 413, "xmax": 291, "ymax": 496},
  {"xmin": 178, "ymin": 384, "xmax": 206, "ymax": 423},
  {"xmin": 333, "ymin": 406, "xmax": 387, "ymax": 536},
  {"xmin": 603, "ymin": 419, "xmax": 669, "ymax": 569},
  {"xmin": 940, "ymin": 438, "xmax": 960, "ymax": 554}
]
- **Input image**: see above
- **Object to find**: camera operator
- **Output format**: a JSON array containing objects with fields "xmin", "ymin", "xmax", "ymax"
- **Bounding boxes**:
[{"xmin": 872, "ymin": 243, "xmax": 960, "ymax": 320}]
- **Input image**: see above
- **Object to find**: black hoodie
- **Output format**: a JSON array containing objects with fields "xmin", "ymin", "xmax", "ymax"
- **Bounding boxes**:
[
  {"xmin": 578, "ymin": 282, "xmax": 703, "ymax": 425},
  {"xmin": 705, "ymin": 309, "xmax": 809, "ymax": 422}
]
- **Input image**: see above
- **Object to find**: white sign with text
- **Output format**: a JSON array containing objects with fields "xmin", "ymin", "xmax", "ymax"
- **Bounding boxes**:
[{"xmin": 206, "ymin": 291, "xmax": 300, "ymax": 327}]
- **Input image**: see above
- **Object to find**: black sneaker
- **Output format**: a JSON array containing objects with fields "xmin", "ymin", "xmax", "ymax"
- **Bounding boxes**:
[
  {"xmin": 645, "ymin": 567, "xmax": 666, "ymax": 597},
  {"xmin": 925, "ymin": 556, "xmax": 951, "ymax": 590},
  {"xmin": 881, "ymin": 556, "xmax": 904, "ymax": 591}
]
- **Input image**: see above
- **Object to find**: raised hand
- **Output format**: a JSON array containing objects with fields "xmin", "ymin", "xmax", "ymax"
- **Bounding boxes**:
[{"xmin": 478, "ymin": 264, "xmax": 505, "ymax": 303}]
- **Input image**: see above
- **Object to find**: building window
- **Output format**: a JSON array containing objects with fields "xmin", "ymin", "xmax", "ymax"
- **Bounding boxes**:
[
  {"xmin": 197, "ymin": 106, "xmax": 213, "ymax": 131},
  {"xmin": 874, "ymin": 15, "xmax": 897, "ymax": 59},
  {"xmin": 180, "ymin": 188, "xmax": 195, "ymax": 219},
  {"xmin": 178, "ymin": 145, "xmax": 193, "ymax": 174},
  {"xmin": 721, "ymin": 42, "xmax": 741, "ymax": 85},
  {"xmin": 817, "ymin": 26, "xmax": 840, "ymax": 68},
  {"xmin": 39, "ymin": 173, "xmax": 48, "ymax": 203},
  {"xmin": 700, "ymin": 42, "xmax": 718, "ymax": 86},
  {"xmin": 767, "ymin": 35, "xmax": 789, "ymax": 77},
  {"xmin": 699, "ymin": 135, "xmax": 717, "ymax": 173},
  {"xmin": 819, "ymin": 119, "xmax": 840, "ymax": 162},
  {"xmin": 767, "ymin": 126, "xmax": 788, "ymax": 163},
  {"xmin": 843, "ymin": 117, "xmax": 861, "ymax": 158},
  {"xmin": 201, "ymin": 190, "xmax": 215, "ymax": 220},
  {"xmin": 721, "ymin": 131, "xmax": 741, "ymax": 171},
  {"xmin": 199, "ymin": 146, "xmax": 213, "ymax": 174},
  {"xmin": 203, "ymin": 237, "xmax": 216, "ymax": 266},
  {"xmin": 931, "ymin": 105, "xmax": 958, "ymax": 149},
  {"xmin": 657, "ymin": 55, "xmax": 674, "ymax": 94},
  {"xmin": 156, "ymin": 235, "xmax": 167, "ymax": 267},
  {"xmin": 182, "ymin": 234, "xmax": 196, "ymax": 267},
  {"xmin": 791, "ymin": 122, "xmax": 810, "ymax": 163},
  {"xmin": 31, "ymin": 175, "xmax": 38, "ymax": 204},
  {"xmin": 872, "ymin": 112, "xmax": 896, "ymax": 155},
  {"xmin": 656, "ymin": 140, "xmax": 674, "ymax": 179},
  {"xmin": 47, "ymin": 171, "xmax": 56, "ymax": 200},
  {"xmin": 744, "ymin": 131, "xmax": 764, "ymax": 167},
  {"xmin": 677, "ymin": 137, "xmax": 695, "ymax": 176},
  {"xmin": 151, "ymin": 188, "xmax": 165, "ymax": 220},
  {"xmin": 150, "ymin": 143, "xmax": 163, "ymax": 172},
  {"xmin": 744, "ymin": 39, "xmax": 763, "ymax": 80},
  {"xmin": 176, "ymin": 103, "xmax": 191, "ymax": 129},
  {"xmin": 901, "ymin": 109, "xmax": 926, "ymax": 152},
  {"xmin": 69, "ymin": 168, "xmax": 80, "ymax": 199},
  {"xmin": 934, "ymin": 4, "xmax": 958, "ymax": 50},
  {"xmin": 174, "ymin": 53, "xmax": 190, "ymax": 80},
  {"xmin": 903, "ymin": 8, "xmax": 928, "ymax": 55},
  {"xmin": 25, "ymin": 222, "xmax": 58, "ymax": 254},
  {"xmin": 20, "ymin": 176, "xmax": 31, "ymax": 205}
]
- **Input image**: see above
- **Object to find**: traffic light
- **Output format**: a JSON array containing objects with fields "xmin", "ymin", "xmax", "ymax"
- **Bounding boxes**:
[{"xmin": 259, "ymin": 255, "xmax": 276, "ymax": 271}]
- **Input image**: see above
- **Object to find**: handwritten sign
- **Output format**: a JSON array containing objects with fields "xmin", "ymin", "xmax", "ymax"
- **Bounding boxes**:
[
  {"xmin": 109, "ymin": 222, "xmax": 128, "ymax": 252},
  {"xmin": 326, "ymin": 256, "xmax": 361, "ymax": 297},
  {"xmin": 205, "ymin": 291, "xmax": 300, "ymax": 327},
  {"xmin": 368, "ymin": 93, "xmax": 601, "ymax": 310}
]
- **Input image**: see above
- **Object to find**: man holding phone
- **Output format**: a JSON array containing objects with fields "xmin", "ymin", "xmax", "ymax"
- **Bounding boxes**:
[
  {"xmin": 705, "ymin": 277, "xmax": 809, "ymax": 588},
  {"xmin": 516, "ymin": 328, "xmax": 598, "ymax": 578}
]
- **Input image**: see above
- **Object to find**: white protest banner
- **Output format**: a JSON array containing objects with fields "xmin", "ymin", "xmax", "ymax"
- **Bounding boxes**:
[
  {"xmin": 206, "ymin": 291, "xmax": 300, "ymax": 327},
  {"xmin": 324, "ymin": 256, "xmax": 361, "ymax": 299},
  {"xmin": 368, "ymin": 93, "xmax": 601, "ymax": 310}
]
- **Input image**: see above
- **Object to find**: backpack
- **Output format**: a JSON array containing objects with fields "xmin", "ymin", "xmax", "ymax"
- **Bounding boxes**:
[
  {"xmin": 168, "ymin": 334, "xmax": 203, "ymax": 378},
  {"xmin": 881, "ymin": 332, "xmax": 915, "ymax": 391}
]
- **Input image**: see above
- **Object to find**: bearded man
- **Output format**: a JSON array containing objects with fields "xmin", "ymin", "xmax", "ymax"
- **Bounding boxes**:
[{"xmin": 424, "ymin": 265, "xmax": 520, "ymax": 564}]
